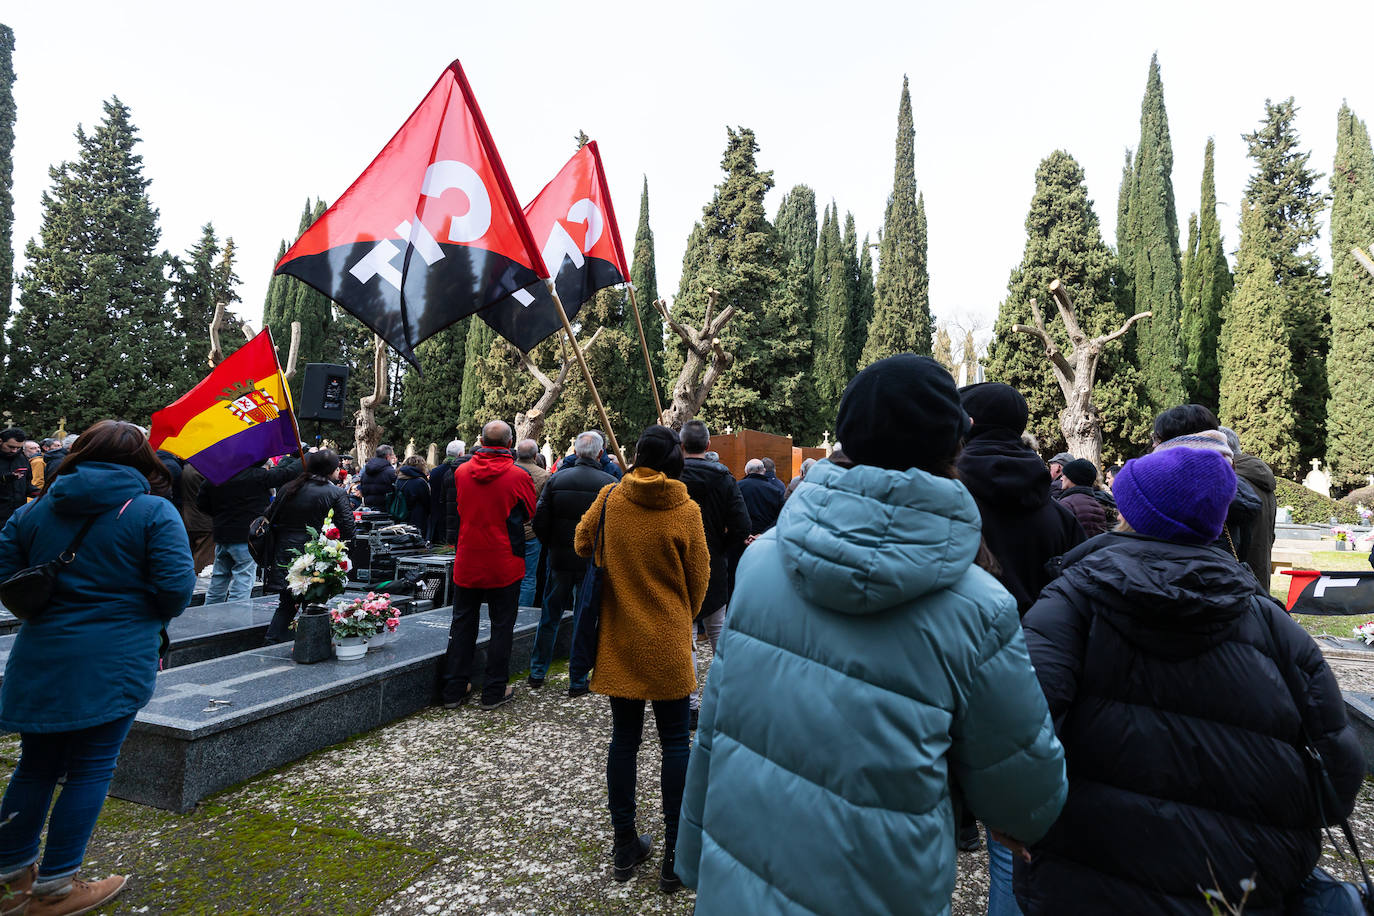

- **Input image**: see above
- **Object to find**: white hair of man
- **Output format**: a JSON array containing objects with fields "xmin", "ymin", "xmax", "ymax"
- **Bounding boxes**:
[
  {"xmin": 516, "ymin": 438, "xmax": 539, "ymax": 460},
  {"xmin": 745, "ymin": 458, "xmax": 765, "ymax": 476},
  {"xmin": 1217, "ymin": 426, "xmax": 1243, "ymax": 456},
  {"xmin": 574, "ymin": 431, "xmax": 604, "ymax": 460},
  {"xmin": 800, "ymin": 457, "xmax": 817, "ymax": 476},
  {"xmin": 446, "ymin": 439, "xmax": 466, "ymax": 458},
  {"xmin": 62, "ymin": 434, "xmax": 78, "ymax": 448}
]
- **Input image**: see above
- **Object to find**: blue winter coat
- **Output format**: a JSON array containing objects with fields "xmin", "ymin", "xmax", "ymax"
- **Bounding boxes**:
[
  {"xmin": 676, "ymin": 459, "xmax": 1068, "ymax": 916},
  {"xmin": 0, "ymin": 462, "xmax": 195, "ymax": 732}
]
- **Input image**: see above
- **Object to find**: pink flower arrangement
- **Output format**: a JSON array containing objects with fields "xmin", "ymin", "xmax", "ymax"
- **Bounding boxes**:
[{"xmin": 330, "ymin": 591, "xmax": 399, "ymax": 640}]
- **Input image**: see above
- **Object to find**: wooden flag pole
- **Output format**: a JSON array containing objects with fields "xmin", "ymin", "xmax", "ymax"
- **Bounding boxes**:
[
  {"xmin": 546, "ymin": 280, "xmax": 628, "ymax": 470},
  {"xmin": 625, "ymin": 284, "xmax": 664, "ymax": 421}
]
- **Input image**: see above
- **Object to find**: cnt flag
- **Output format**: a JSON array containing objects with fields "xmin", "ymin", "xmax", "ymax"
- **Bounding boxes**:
[
  {"xmin": 480, "ymin": 141, "xmax": 631, "ymax": 353},
  {"xmin": 1280, "ymin": 569, "xmax": 1374, "ymax": 616},
  {"xmin": 150, "ymin": 330, "xmax": 300, "ymax": 485},
  {"xmin": 273, "ymin": 61, "xmax": 547, "ymax": 365}
]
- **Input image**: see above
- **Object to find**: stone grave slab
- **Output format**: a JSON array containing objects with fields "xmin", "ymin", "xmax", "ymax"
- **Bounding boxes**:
[
  {"xmin": 109, "ymin": 604, "xmax": 566, "ymax": 812},
  {"xmin": 0, "ymin": 593, "xmax": 434, "ymax": 686},
  {"xmin": 1344, "ymin": 694, "xmax": 1374, "ymax": 775}
]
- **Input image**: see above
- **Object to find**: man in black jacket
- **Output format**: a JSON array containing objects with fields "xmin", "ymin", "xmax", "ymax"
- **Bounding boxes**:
[
  {"xmin": 197, "ymin": 458, "xmax": 299, "ymax": 603},
  {"xmin": 0, "ymin": 428, "xmax": 35, "ymax": 527},
  {"xmin": 427, "ymin": 439, "xmax": 465, "ymax": 543},
  {"xmin": 358, "ymin": 445, "xmax": 398, "ymax": 510},
  {"xmin": 738, "ymin": 459, "xmax": 784, "ymax": 535},
  {"xmin": 956, "ymin": 384, "xmax": 1085, "ymax": 614},
  {"xmin": 528, "ymin": 431, "xmax": 614, "ymax": 696},
  {"xmin": 679, "ymin": 421, "xmax": 750, "ymax": 645}
]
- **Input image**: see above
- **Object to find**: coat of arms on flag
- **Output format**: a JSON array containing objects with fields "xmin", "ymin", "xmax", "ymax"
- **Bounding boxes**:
[{"xmin": 218, "ymin": 381, "xmax": 283, "ymax": 426}]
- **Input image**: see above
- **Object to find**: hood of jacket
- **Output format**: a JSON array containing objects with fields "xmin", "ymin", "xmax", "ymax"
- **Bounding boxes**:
[
  {"xmin": 776, "ymin": 459, "xmax": 982, "ymax": 616},
  {"xmin": 47, "ymin": 461, "xmax": 151, "ymax": 515},
  {"xmin": 466, "ymin": 446, "xmax": 516, "ymax": 483},
  {"xmin": 397, "ymin": 464, "xmax": 426, "ymax": 481},
  {"xmin": 362, "ymin": 457, "xmax": 392, "ymax": 478},
  {"xmin": 1233, "ymin": 453, "xmax": 1276, "ymax": 496},
  {"xmin": 958, "ymin": 428, "xmax": 1053, "ymax": 512},
  {"xmin": 1058, "ymin": 531, "xmax": 1261, "ymax": 659},
  {"xmin": 620, "ymin": 467, "xmax": 689, "ymax": 510}
]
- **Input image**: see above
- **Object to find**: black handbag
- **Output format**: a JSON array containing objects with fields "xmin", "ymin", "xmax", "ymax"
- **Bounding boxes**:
[
  {"xmin": 247, "ymin": 491, "xmax": 286, "ymax": 566},
  {"xmin": 1250, "ymin": 598, "xmax": 1374, "ymax": 915},
  {"xmin": 569, "ymin": 488, "xmax": 612, "ymax": 685},
  {"xmin": 0, "ymin": 513, "xmax": 100, "ymax": 620}
]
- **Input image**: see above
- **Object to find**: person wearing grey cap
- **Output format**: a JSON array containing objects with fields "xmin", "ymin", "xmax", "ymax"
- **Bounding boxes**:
[{"xmin": 1047, "ymin": 452, "xmax": 1073, "ymax": 491}]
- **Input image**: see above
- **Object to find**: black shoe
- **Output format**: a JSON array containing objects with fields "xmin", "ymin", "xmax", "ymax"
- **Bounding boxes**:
[
  {"xmin": 480, "ymin": 685, "xmax": 517, "ymax": 710},
  {"xmin": 689, "ymin": 708, "xmax": 699, "ymax": 732},
  {"xmin": 659, "ymin": 850, "xmax": 682, "ymax": 893},
  {"xmin": 527, "ymin": 675, "xmax": 545, "ymax": 689},
  {"xmin": 568, "ymin": 684, "xmax": 590, "ymax": 698},
  {"xmin": 613, "ymin": 833, "xmax": 652, "ymax": 881},
  {"xmin": 957, "ymin": 825, "xmax": 982, "ymax": 852},
  {"xmin": 441, "ymin": 683, "xmax": 474, "ymax": 709}
]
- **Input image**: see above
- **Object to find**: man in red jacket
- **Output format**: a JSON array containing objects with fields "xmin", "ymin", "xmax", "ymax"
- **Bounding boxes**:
[{"xmin": 441, "ymin": 420, "xmax": 538, "ymax": 710}]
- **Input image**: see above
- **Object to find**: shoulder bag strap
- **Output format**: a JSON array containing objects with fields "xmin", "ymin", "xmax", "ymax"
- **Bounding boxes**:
[
  {"xmin": 593, "ymin": 487, "xmax": 613, "ymax": 569},
  {"xmin": 1249, "ymin": 598, "xmax": 1374, "ymax": 893},
  {"xmin": 57, "ymin": 513, "xmax": 101, "ymax": 565}
]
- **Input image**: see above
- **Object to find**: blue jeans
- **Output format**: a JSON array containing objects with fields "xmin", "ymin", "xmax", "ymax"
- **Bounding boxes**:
[
  {"xmin": 519, "ymin": 538, "xmax": 541, "ymax": 608},
  {"xmin": 0, "ymin": 714, "xmax": 136, "ymax": 880},
  {"xmin": 206, "ymin": 541, "xmax": 255, "ymax": 604},
  {"xmin": 607, "ymin": 696, "xmax": 690, "ymax": 848},
  {"xmin": 530, "ymin": 568, "xmax": 584, "ymax": 688},
  {"xmin": 986, "ymin": 828, "xmax": 1023, "ymax": 916}
]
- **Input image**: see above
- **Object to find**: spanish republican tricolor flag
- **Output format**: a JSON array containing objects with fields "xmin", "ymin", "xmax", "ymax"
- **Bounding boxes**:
[{"xmin": 150, "ymin": 330, "xmax": 300, "ymax": 485}]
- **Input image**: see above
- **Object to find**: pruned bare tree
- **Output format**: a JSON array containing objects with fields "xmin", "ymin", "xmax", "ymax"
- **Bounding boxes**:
[
  {"xmin": 510, "ymin": 327, "xmax": 605, "ymax": 443},
  {"xmin": 1012, "ymin": 279, "xmax": 1150, "ymax": 468},
  {"xmin": 209, "ymin": 302, "xmax": 299, "ymax": 379},
  {"xmin": 655, "ymin": 287, "xmax": 736, "ymax": 428},
  {"xmin": 354, "ymin": 333, "xmax": 388, "ymax": 462}
]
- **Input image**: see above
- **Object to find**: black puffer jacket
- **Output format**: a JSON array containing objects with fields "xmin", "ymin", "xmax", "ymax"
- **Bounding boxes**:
[
  {"xmin": 1016, "ymin": 532, "xmax": 1364, "ymax": 915},
  {"xmin": 0, "ymin": 449, "xmax": 33, "ymax": 527},
  {"xmin": 738, "ymin": 473, "xmax": 784, "ymax": 535},
  {"xmin": 1235, "ymin": 453, "xmax": 1277, "ymax": 591},
  {"xmin": 396, "ymin": 465, "xmax": 431, "ymax": 536},
  {"xmin": 358, "ymin": 457, "xmax": 397, "ymax": 509},
  {"xmin": 679, "ymin": 457, "xmax": 750, "ymax": 617},
  {"xmin": 427, "ymin": 460, "xmax": 458, "ymax": 543},
  {"xmin": 532, "ymin": 457, "xmax": 615, "ymax": 573},
  {"xmin": 265, "ymin": 477, "xmax": 356, "ymax": 592},
  {"xmin": 956, "ymin": 429, "xmax": 1085, "ymax": 613}
]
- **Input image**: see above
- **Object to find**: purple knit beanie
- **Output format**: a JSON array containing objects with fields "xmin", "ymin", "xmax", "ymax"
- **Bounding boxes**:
[{"xmin": 1113, "ymin": 448, "xmax": 1236, "ymax": 544}]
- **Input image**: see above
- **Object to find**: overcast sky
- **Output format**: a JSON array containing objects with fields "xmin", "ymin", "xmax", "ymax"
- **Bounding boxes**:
[{"xmin": 8, "ymin": 1, "xmax": 1374, "ymax": 343}]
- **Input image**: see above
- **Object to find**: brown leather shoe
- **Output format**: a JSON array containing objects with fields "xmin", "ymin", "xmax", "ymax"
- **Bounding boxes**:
[
  {"xmin": 26, "ymin": 875, "xmax": 127, "ymax": 916},
  {"xmin": 0, "ymin": 864, "xmax": 35, "ymax": 915}
]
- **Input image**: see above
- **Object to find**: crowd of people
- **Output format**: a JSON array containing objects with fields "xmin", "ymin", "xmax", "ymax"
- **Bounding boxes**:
[{"xmin": 0, "ymin": 349, "xmax": 1363, "ymax": 914}]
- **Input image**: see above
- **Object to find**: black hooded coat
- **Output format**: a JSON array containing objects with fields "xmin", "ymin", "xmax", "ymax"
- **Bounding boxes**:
[
  {"xmin": 1016, "ymin": 532, "xmax": 1364, "ymax": 915},
  {"xmin": 956, "ymin": 428, "xmax": 1084, "ymax": 614}
]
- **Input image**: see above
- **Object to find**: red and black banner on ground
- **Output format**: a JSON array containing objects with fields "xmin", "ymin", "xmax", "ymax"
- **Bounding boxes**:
[
  {"xmin": 479, "ymin": 140, "xmax": 632, "ymax": 353},
  {"xmin": 1282, "ymin": 570, "xmax": 1374, "ymax": 616},
  {"xmin": 273, "ymin": 61, "xmax": 547, "ymax": 366}
]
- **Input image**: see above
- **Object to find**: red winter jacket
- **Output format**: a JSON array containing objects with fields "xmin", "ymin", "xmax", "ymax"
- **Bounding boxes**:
[{"xmin": 452, "ymin": 447, "xmax": 538, "ymax": 589}]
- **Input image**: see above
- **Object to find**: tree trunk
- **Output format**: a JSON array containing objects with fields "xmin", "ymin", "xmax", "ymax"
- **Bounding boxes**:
[
  {"xmin": 655, "ymin": 291, "xmax": 736, "ymax": 429},
  {"xmin": 354, "ymin": 334, "xmax": 388, "ymax": 462}
]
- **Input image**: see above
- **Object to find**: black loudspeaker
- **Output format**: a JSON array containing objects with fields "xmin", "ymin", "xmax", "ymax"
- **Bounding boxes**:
[{"xmin": 297, "ymin": 363, "xmax": 350, "ymax": 421}]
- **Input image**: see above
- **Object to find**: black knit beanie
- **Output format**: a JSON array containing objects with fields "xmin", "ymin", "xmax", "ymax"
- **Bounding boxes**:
[
  {"xmin": 959, "ymin": 382, "xmax": 1029, "ymax": 437},
  {"xmin": 631, "ymin": 425, "xmax": 684, "ymax": 479},
  {"xmin": 1062, "ymin": 458, "xmax": 1098, "ymax": 487},
  {"xmin": 836, "ymin": 354, "xmax": 971, "ymax": 471}
]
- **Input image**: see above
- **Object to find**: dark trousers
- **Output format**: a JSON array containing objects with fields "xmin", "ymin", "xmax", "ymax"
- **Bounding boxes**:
[
  {"xmin": 529, "ymin": 567, "xmax": 584, "ymax": 688},
  {"xmin": 0, "ymin": 714, "xmax": 136, "ymax": 879},
  {"xmin": 441, "ymin": 581, "xmax": 520, "ymax": 705},
  {"xmin": 265, "ymin": 590, "xmax": 299, "ymax": 644},
  {"xmin": 606, "ymin": 696, "xmax": 691, "ymax": 849}
]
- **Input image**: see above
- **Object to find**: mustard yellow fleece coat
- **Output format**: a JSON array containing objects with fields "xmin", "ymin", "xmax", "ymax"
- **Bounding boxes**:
[{"xmin": 575, "ymin": 468, "xmax": 711, "ymax": 701}]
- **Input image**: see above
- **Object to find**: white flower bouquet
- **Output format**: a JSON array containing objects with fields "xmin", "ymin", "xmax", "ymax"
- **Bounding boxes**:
[{"xmin": 284, "ymin": 510, "xmax": 351, "ymax": 606}]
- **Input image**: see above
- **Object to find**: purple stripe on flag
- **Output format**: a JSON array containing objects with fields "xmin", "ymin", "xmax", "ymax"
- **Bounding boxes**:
[{"xmin": 187, "ymin": 419, "xmax": 300, "ymax": 485}]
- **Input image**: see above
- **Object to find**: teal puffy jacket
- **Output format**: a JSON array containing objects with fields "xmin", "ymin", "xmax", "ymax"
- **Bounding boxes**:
[{"xmin": 676, "ymin": 460, "xmax": 1067, "ymax": 915}]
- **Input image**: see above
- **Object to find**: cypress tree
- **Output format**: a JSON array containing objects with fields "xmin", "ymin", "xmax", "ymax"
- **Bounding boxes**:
[
  {"xmin": 775, "ymin": 185, "xmax": 818, "ymax": 301},
  {"xmin": 665, "ymin": 127, "xmax": 818, "ymax": 438},
  {"xmin": 850, "ymin": 233, "xmax": 875, "ymax": 373},
  {"xmin": 12, "ymin": 98, "xmax": 179, "ymax": 429},
  {"xmin": 398, "ymin": 321, "xmax": 468, "ymax": 451},
  {"xmin": 1242, "ymin": 98, "xmax": 1330, "ymax": 466},
  {"xmin": 982, "ymin": 151, "xmax": 1149, "ymax": 461},
  {"xmin": 263, "ymin": 199, "xmax": 337, "ymax": 402},
  {"xmin": 1179, "ymin": 140, "xmax": 1232, "ymax": 409},
  {"xmin": 1121, "ymin": 54, "xmax": 1185, "ymax": 407},
  {"xmin": 840, "ymin": 213, "xmax": 862, "ymax": 382},
  {"xmin": 863, "ymin": 77, "xmax": 931, "ymax": 364},
  {"xmin": 932, "ymin": 325, "xmax": 954, "ymax": 373},
  {"xmin": 1326, "ymin": 104, "xmax": 1374, "ymax": 487},
  {"xmin": 813, "ymin": 204, "xmax": 852, "ymax": 411},
  {"xmin": 960, "ymin": 329, "xmax": 979, "ymax": 383},
  {"xmin": 171, "ymin": 223, "xmax": 243, "ymax": 389},
  {"xmin": 459, "ymin": 317, "xmax": 495, "ymax": 436},
  {"xmin": 624, "ymin": 177, "xmax": 665, "ymax": 431},
  {"xmin": 1219, "ymin": 204, "xmax": 1300, "ymax": 473},
  {"xmin": 0, "ymin": 24, "xmax": 13, "ymax": 395}
]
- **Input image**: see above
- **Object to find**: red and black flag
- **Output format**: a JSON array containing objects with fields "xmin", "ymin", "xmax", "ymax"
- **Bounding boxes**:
[
  {"xmin": 274, "ymin": 61, "xmax": 547, "ymax": 365},
  {"xmin": 1281, "ymin": 569, "xmax": 1374, "ymax": 616},
  {"xmin": 479, "ymin": 141, "xmax": 631, "ymax": 353}
]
